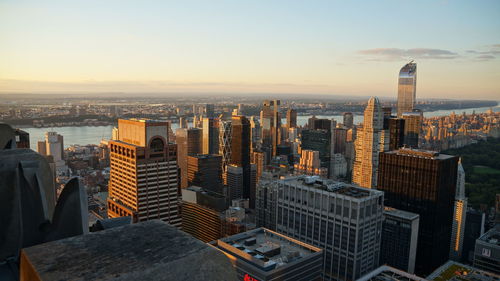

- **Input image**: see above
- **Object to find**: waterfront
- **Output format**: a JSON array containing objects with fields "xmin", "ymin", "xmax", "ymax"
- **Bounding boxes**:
[{"xmin": 23, "ymin": 103, "xmax": 499, "ymax": 150}]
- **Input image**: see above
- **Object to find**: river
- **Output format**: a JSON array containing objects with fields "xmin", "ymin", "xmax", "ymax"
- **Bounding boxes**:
[{"xmin": 23, "ymin": 103, "xmax": 499, "ymax": 149}]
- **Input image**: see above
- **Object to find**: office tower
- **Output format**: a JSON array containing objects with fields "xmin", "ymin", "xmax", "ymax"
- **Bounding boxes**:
[
  {"xmin": 397, "ymin": 61, "xmax": 417, "ymax": 118},
  {"xmin": 219, "ymin": 120, "xmax": 232, "ymax": 183},
  {"xmin": 249, "ymin": 116, "xmax": 261, "ymax": 151},
  {"xmin": 181, "ymin": 186, "xmax": 249, "ymax": 243},
  {"xmin": 300, "ymin": 129, "xmax": 331, "ymax": 172},
  {"xmin": 463, "ymin": 210, "xmax": 486, "ymax": 263},
  {"xmin": 227, "ymin": 164, "xmax": 243, "ymax": 200},
  {"xmin": 329, "ymin": 153, "xmax": 347, "ymax": 179},
  {"xmin": 343, "ymin": 112, "xmax": 354, "ymax": 128},
  {"xmin": 294, "ymin": 149, "xmax": 328, "ymax": 178},
  {"xmin": 14, "ymin": 129, "xmax": 30, "ymax": 148},
  {"xmin": 107, "ymin": 119, "xmax": 181, "ymax": 227},
  {"xmin": 387, "ymin": 117, "xmax": 405, "ymax": 151},
  {"xmin": 377, "ymin": 149, "xmax": 459, "ymax": 275},
  {"xmin": 313, "ymin": 118, "xmax": 332, "ymax": 131},
  {"xmin": 210, "ymin": 228, "xmax": 323, "ymax": 281},
  {"xmin": 382, "ymin": 107, "xmax": 392, "ymax": 118},
  {"xmin": 230, "ymin": 116, "xmax": 253, "ymax": 206},
  {"xmin": 352, "ymin": 97, "xmax": 388, "ymax": 189},
  {"xmin": 286, "ymin": 108, "xmax": 297, "ymax": 130},
  {"xmin": 180, "ymin": 186, "xmax": 227, "ymax": 242},
  {"xmin": 256, "ymin": 176, "xmax": 384, "ymax": 281},
  {"xmin": 204, "ymin": 104, "xmax": 215, "ymax": 118},
  {"xmin": 260, "ymin": 100, "xmax": 281, "ymax": 158},
  {"xmin": 176, "ymin": 128, "xmax": 202, "ymax": 189},
  {"xmin": 380, "ymin": 207, "xmax": 420, "ymax": 274},
  {"xmin": 332, "ymin": 127, "xmax": 347, "ymax": 154},
  {"xmin": 474, "ymin": 226, "xmax": 500, "ymax": 274},
  {"xmin": 251, "ymin": 150, "xmax": 266, "ymax": 183},
  {"xmin": 450, "ymin": 159, "xmax": 467, "ymax": 261},
  {"xmin": 402, "ymin": 110, "xmax": 423, "ymax": 148},
  {"xmin": 37, "ymin": 132, "xmax": 66, "ymax": 173},
  {"xmin": 178, "ymin": 117, "xmax": 188, "ymax": 129},
  {"xmin": 187, "ymin": 154, "xmax": 223, "ymax": 194},
  {"xmin": 202, "ymin": 117, "xmax": 219, "ymax": 155}
]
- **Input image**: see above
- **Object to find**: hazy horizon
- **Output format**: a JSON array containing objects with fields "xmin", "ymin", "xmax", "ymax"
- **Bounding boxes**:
[{"xmin": 1, "ymin": 0, "xmax": 499, "ymax": 99}]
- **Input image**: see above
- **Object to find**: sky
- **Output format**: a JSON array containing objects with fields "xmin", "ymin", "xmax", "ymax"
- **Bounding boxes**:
[{"xmin": 1, "ymin": 0, "xmax": 499, "ymax": 99}]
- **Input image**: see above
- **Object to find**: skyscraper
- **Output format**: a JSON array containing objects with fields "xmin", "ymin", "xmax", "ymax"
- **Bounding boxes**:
[
  {"xmin": 397, "ymin": 61, "xmax": 417, "ymax": 118},
  {"xmin": 402, "ymin": 109, "xmax": 423, "ymax": 148},
  {"xmin": 300, "ymin": 129, "xmax": 331, "ymax": 172},
  {"xmin": 176, "ymin": 128, "xmax": 202, "ymax": 189},
  {"xmin": 230, "ymin": 115, "xmax": 254, "ymax": 207},
  {"xmin": 107, "ymin": 119, "xmax": 181, "ymax": 227},
  {"xmin": 343, "ymin": 112, "xmax": 354, "ymax": 128},
  {"xmin": 187, "ymin": 154, "xmax": 223, "ymax": 194},
  {"xmin": 202, "ymin": 117, "xmax": 219, "ymax": 155},
  {"xmin": 256, "ymin": 176, "xmax": 384, "ymax": 280},
  {"xmin": 286, "ymin": 108, "xmax": 297, "ymax": 130},
  {"xmin": 260, "ymin": 100, "xmax": 281, "ymax": 158},
  {"xmin": 380, "ymin": 207, "xmax": 420, "ymax": 274},
  {"xmin": 204, "ymin": 103, "xmax": 215, "ymax": 118},
  {"xmin": 450, "ymin": 159, "xmax": 467, "ymax": 261},
  {"xmin": 219, "ymin": 119, "xmax": 232, "ymax": 184},
  {"xmin": 377, "ymin": 148, "xmax": 458, "ymax": 275},
  {"xmin": 37, "ymin": 131, "xmax": 66, "ymax": 173},
  {"xmin": 386, "ymin": 117, "xmax": 405, "ymax": 151},
  {"xmin": 352, "ymin": 97, "xmax": 388, "ymax": 189}
]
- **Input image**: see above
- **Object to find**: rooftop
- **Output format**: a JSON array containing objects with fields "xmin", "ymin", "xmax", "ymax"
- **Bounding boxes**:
[
  {"xmin": 478, "ymin": 226, "xmax": 500, "ymax": 247},
  {"xmin": 384, "ymin": 207, "xmax": 420, "ymax": 221},
  {"xmin": 427, "ymin": 260, "xmax": 500, "ymax": 281},
  {"xmin": 283, "ymin": 176, "xmax": 379, "ymax": 198},
  {"xmin": 357, "ymin": 265, "xmax": 426, "ymax": 281},
  {"xmin": 212, "ymin": 228, "xmax": 322, "ymax": 272},
  {"xmin": 20, "ymin": 220, "xmax": 237, "ymax": 281},
  {"xmin": 385, "ymin": 148, "xmax": 455, "ymax": 160}
]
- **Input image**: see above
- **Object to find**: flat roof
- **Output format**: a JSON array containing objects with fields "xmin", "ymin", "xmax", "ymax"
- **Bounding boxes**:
[
  {"xmin": 357, "ymin": 265, "xmax": 426, "ymax": 281},
  {"xmin": 384, "ymin": 207, "xmax": 420, "ymax": 221},
  {"xmin": 282, "ymin": 176, "xmax": 381, "ymax": 199},
  {"xmin": 427, "ymin": 260, "xmax": 500, "ymax": 281},
  {"xmin": 213, "ymin": 228, "xmax": 321, "ymax": 272},
  {"xmin": 478, "ymin": 226, "xmax": 500, "ymax": 247},
  {"xmin": 385, "ymin": 149, "xmax": 455, "ymax": 160}
]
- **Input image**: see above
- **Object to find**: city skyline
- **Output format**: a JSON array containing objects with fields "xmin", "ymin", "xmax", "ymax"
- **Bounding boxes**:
[{"xmin": 1, "ymin": 0, "xmax": 499, "ymax": 99}]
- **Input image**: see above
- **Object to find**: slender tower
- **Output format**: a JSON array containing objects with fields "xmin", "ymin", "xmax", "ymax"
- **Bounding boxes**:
[
  {"xmin": 397, "ymin": 61, "xmax": 417, "ymax": 118},
  {"xmin": 450, "ymin": 158, "xmax": 467, "ymax": 261},
  {"xmin": 352, "ymin": 97, "xmax": 388, "ymax": 188}
]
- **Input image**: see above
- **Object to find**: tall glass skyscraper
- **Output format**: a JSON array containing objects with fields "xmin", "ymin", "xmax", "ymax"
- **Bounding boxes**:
[{"xmin": 397, "ymin": 61, "xmax": 417, "ymax": 118}]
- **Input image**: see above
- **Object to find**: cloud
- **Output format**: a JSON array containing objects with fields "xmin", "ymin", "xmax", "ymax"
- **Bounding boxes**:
[
  {"xmin": 358, "ymin": 48, "xmax": 459, "ymax": 60},
  {"xmin": 476, "ymin": 55, "xmax": 495, "ymax": 60}
]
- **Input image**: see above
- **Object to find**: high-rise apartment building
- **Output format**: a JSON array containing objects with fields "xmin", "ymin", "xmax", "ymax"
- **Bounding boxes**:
[
  {"xmin": 202, "ymin": 117, "xmax": 219, "ymax": 155},
  {"xmin": 227, "ymin": 164, "xmax": 243, "ymax": 201},
  {"xmin": 210, "ymin": 227, "xmax": 324, "ymax": 281},
  {"xmin": 249, "ymin": 116, "xmax": 261, "ymax": 152},
  {"xmin": 352, "ymin": 97, "xmax": 388, "ymax": 189},
  {"xmin": 450, "ymin": 159, "xmax": 467, "ymax": 261},
  {"xmin": 187, "ymin": 154, "xmax": 223, "ymax": 194},
  {"xmin": 300, "ymin": 129, "xmax": 331, "ymax": 172},
  {"xmin": 256, "ymin": 176, "xmax": 384, "ymax": 280},
  {"xmin": 107, "ymin": 119, "xmax": 181, "ymax": 227},
  {"xmin": 377, "ymin": 148, "xmax": 458, "ymax": 275},
  {"xmin": 176, "ymin": 128, "xmax": 202, "ymax": 189},
  {"xmin": 397, "ymin": 61, "xmax": 417, "ymax": 118},
  {"xmin": 380, "ymin": 207, "xmax": 420, "ymax": 274},
  {"xmin": 294, "ymin": 149, "xmax": 328, "ymax": 178},
  {"xmin": 343, "ymin": 112, "xmax": 354, "ymax": 128}
]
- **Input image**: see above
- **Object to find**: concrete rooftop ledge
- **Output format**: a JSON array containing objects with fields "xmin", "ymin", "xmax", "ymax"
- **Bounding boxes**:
[{"xmin": 20, "ymin": 220, "xmax": 237, "ymax": 281}]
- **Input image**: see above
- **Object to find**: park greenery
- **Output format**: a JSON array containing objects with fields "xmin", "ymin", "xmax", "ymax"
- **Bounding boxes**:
[{"xmin": 443, "ymin": 137, "xmax": 500, "ymax": 208}]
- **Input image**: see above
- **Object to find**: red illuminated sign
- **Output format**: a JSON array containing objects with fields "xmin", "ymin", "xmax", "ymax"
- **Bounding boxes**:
[{"xmin": 244, "ymin": 273, "xmax": 259, "ymax": 281}]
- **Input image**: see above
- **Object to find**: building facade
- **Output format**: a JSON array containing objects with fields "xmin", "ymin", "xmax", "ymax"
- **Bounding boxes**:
[
  {"xmin": 256, "ymin": 176, "xmax": 384, "ymax": 280},
  {"xmin": 107, "ymin": 119, "xmax": 181, "ymax": 227},
  {"xmin": 377, "ymin": 149, "xmax": 458, "ymax": 275},
  {"xmin": 397, "ymin": 61, "xmax": 417, "ymax": 118}
]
